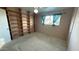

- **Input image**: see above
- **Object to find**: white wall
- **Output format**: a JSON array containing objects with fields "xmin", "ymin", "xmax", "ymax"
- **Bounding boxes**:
[
  {"xmin": 0, "ymin": 9, "xmax": 11, "ymax": 47},
  {"xmin": 68, "ymin": 8, "xmax": 79, "ymax": 51}
]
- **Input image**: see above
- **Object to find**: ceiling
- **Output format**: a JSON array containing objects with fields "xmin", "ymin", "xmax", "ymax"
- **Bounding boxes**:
[{"xmin": 21, "ymin": 7, "xmax": 71, "ymax": 13}]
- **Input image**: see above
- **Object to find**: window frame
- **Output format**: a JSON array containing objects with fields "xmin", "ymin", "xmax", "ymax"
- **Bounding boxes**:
[{"xmin": 41, "ymin": 14, "xmax": 62, "ymax": 26}]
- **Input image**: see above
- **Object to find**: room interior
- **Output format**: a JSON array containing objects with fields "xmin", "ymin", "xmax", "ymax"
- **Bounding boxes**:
[{"xmin": 0, "ymin": 7, "xmax": 79, "ymax": 51}]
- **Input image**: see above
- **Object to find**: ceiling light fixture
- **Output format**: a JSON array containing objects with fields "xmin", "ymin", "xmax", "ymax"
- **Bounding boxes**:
[{"xmin": 34, "ymin": 7, "xmax": 38, "ymax": 14}]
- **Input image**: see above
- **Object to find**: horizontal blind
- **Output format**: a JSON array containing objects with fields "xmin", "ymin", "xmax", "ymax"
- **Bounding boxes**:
[
  {"xmin": 22, "ymin": 12, "xmax": 28, "ymax": 34},
  {"xmin": 6, "ymin": 8, "xmax": 35, "ymax": 39},
  {"xmin": 6, "ymin": 8, "xmax": 23, "ymax": 39}
]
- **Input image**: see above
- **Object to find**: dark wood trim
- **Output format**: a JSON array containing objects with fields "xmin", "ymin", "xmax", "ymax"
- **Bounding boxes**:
[
  {"xmin": 5, "ymin": 8, "xmax": 13, "ymax": 40},
  {"xmin": 27, "ymin": 11, "xmax": 30, "ymax": 33},
  {"xmin": 18, "ymin": 8, "xmax": 23, "ymax": 36},
  {"xmin": 20, "ymin": 9, "xmax": 24, "ymax": 36},
  {"xmin": 0, "ymin": 7, "xmax": 6, "ymax": 9},
  {"xmin": 33, "ymin": 13, "xmax": 36, "ymax": 32}
]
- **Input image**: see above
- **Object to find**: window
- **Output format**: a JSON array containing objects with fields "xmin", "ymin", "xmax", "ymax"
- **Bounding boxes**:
[
  {"xmin": 42, "ymin": 14, "xmax": 62, "ymax": 26},
  {"xmin": 44, "ymin": 16, "xmax": 53, "ymax": 25}
]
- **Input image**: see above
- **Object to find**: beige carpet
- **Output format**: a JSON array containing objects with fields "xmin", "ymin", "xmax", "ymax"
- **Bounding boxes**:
[{"xmin": 0, "ymin": 32, "xmax": 67, "ymax": 51}]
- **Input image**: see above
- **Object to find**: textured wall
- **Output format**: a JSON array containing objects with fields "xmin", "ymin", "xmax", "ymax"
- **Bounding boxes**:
[{"xmin": 35, "ymin": 8, "xmax": 74, "ymax": 40}]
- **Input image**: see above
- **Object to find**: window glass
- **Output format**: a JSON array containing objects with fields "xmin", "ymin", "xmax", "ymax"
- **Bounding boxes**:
[
  {"xmin": 44, "ymin": 16, "xmax": 53, "ymax": 25},
  {"xmin": 42, "ymin": 14, "xmax": 62, "ymax": 26}
]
